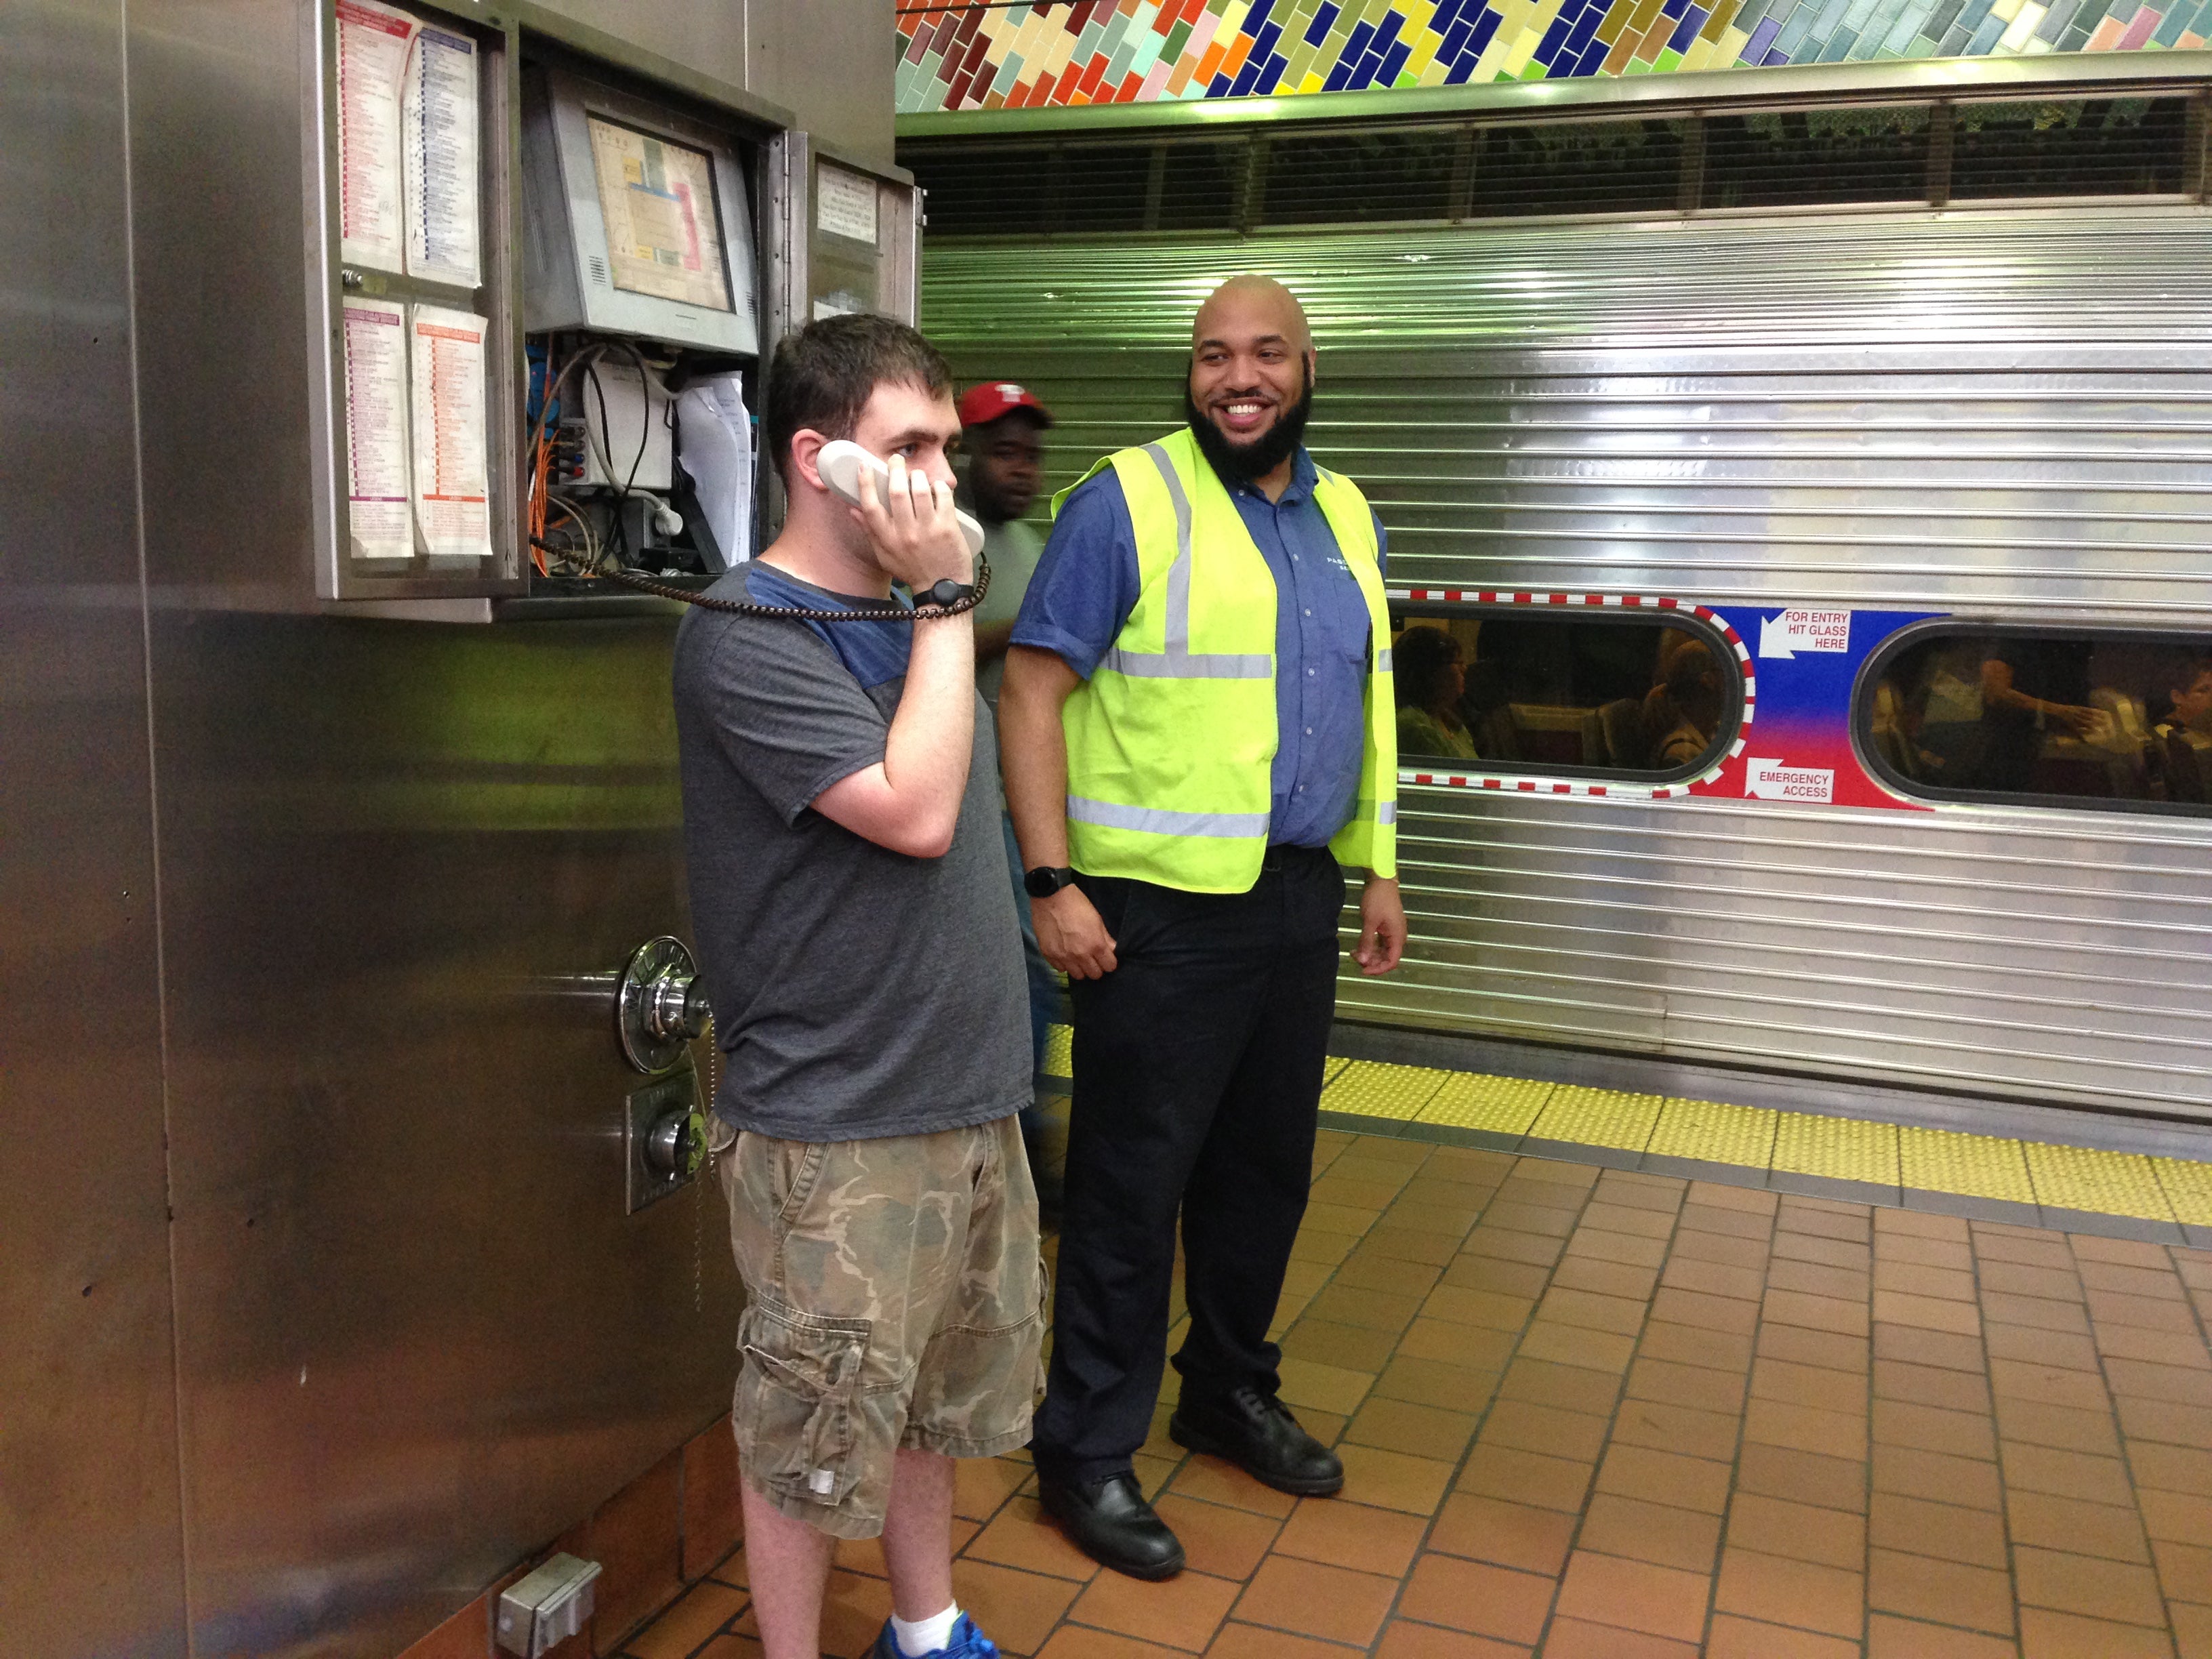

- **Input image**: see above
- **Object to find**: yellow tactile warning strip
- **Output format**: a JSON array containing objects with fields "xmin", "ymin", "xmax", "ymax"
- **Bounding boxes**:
[
  {"xmin": 2025, "ymin": 1140, "xmax": 2177, "ymax": 1224},
  {"xmin": 1772, "ymin": 1110, "xmax": 1900, "ymax": 1188},
  {"xmin": 2156, "ymin": 1156, "xmax": 2212, "ymax": 1228},
  {"xmin": 1528, "ymin": 1084, "xmax": 1664, "ymax": 1155},
  {"xmin": 1645, "ymin": 1095, "xmax": 1779, "ymax": 1170},
  {"xmin": 1419, "ymin": 1071, "xmax": 1553, "ymax": 1136},
  {"xmin": 1042, "ymin": 1023, "xmax": 1072, "ymax": 1079},
  {"xmin": 1038, "ymin": 1025, "xmax": 2212, "ymax": 1244},
  {"xmin": 1899, "ymin": 1123, "xmax": 2036, "ymax": 1207},
  {"xmin": 1320, "ymin": 1060, "xmax": 1448, "ymax": 1119}
]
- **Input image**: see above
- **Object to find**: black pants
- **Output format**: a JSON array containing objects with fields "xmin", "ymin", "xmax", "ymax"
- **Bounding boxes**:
[{"xmin": 1031, "ymin": 846, "xmax": 1345, "ymax": 1486}]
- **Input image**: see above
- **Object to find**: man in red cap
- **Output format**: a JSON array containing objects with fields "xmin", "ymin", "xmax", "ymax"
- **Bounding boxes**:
[
  {"xmin": 956, "ymin": 380, "xmax": 1053, "ymax": 699},
  {"xmin": 957, "ymin": 381, "xmax": 1062, "ymax": 1208}
]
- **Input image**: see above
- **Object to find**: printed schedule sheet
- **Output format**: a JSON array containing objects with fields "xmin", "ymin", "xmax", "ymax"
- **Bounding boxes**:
[{"xmin": 332, "ymin": 0, "xmax": 492, "ymax": 565}]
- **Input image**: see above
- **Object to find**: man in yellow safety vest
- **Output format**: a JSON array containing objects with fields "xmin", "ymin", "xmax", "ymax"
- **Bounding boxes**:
[{"xmin": 999, "ymin": 274, "xmax": 1406, "ymax": 1579}]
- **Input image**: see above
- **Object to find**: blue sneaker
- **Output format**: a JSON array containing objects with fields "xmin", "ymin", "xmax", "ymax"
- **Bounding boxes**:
[{"xmin": 869, "ymin": 1612, "xmax": 999, "ymax": 1659}]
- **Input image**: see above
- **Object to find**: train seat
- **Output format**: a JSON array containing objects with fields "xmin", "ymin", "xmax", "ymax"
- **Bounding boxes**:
[
  {"xmin": 2093, "ymin": 687, "xmax": 2150, "ymax": 743},
  {"xmin": 2167, "ymin": 730, "xmax": 2209, "ymax": 804},
  {"xmin": 2032, "ymin": 747, "xmax": 2118, "ymax": 798},
  {"xmin": 1596, "ymin": 697, "xmax": 1644, "ymax": 769},
  {"xmin": 1509, "ymin": 703, "xmax": 1589, "ymax": 766}
]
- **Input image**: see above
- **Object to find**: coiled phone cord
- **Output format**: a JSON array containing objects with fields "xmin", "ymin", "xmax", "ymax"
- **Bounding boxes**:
[{"xmin": 598, "ymin": 556, "xmax": 992, "ymax": 621}]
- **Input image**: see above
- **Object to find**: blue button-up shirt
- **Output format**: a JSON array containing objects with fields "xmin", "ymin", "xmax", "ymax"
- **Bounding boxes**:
[{"xmin": 1011, "ymin": 447, "xmax": 1385, "ymax": 849}]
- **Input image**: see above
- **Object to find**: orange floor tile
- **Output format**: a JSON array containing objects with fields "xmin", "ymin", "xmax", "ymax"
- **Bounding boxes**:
[{"xmin": 619, "ymin": 1126, "xmax": 2212, "ymax": 1658}]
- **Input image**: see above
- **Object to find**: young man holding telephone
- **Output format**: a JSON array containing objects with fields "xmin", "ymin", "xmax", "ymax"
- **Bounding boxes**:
[{"xmin": 672, "ymin": 315, "xmax": 1040, "ymax": 1659}]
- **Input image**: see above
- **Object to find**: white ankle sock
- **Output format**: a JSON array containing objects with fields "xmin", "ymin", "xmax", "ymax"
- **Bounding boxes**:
[{"xmin": 893, "ymin": 1603, "xmax": 961, "ymax": 1656}]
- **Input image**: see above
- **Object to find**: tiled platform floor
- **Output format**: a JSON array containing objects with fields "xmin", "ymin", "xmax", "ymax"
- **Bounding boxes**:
[{"xmin": 619, "ymin": 1125, "xmax": 2212, "ymax": 1659}]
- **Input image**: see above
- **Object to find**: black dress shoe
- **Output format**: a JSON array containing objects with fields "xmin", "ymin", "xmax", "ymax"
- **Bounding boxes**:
[
  {"xmin": 1169, "ymin": 1387, "xmax": 1345, "ymax": 1496},
  {"xmin": 1036, "ymin": 1471, "xmax": 1185, "ymax": 1580}
]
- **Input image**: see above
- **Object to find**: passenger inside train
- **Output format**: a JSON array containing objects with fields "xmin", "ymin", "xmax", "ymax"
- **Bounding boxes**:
[
  {"xmin": 1872, "ymin": 631, "xmax": 2212, "ymax": 805},
  {"xmin": 1646, "ymin": 640, "xmax": 1727, "ymax": 771},
  {"xmin": 1393, "ymin": 624, "xmax": 1478, "ymax": 761},
  {"xmin": 2154, "ymin": 655, "xmax": 2212, "ymax": 805},
  {"xmin": 1389, "ymin": 611, "xmax": 1735, "ymax": 774}
]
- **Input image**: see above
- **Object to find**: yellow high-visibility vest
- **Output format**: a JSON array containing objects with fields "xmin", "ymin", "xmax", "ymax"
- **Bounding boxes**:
[{"xmin": 1051, "ymin": 428, "xmax": 1397, "ymax": 894}]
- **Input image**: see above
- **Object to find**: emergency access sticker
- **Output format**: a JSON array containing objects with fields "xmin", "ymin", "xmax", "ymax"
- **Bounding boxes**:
[{"xmin": 1744, "ymin": 759, "xmax": 1835, "ymax": 804}]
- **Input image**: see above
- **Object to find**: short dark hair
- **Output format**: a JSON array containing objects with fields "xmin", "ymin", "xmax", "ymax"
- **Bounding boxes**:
[
  {"xmin": 2152, "ymin": 655, "xmax": 2212, "ymax": 724},
  {"xmin": 764, "ymin": 314, "xmax": 953, "ymax": 484},
  {"xmin": 1393, "ymin": 625, "xmax": 1462, "ymax": 710}
]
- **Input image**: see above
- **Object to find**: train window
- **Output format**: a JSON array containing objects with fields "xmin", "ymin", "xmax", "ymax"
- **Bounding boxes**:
[
  {"xmin": 1389, "ymin": 606, "xmax": 1742, "ymax": 780},
  {"xmin": 1860, "ymin": 628, "xmax": 2212, "ymax": 816},
  {"xmin": 1949, "ymin": 98, "xmax": 2192, "ymax": 199}
]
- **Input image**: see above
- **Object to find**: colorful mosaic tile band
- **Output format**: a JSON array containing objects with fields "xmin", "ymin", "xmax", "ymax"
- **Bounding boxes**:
[{"xmin": 895, "ymin": 0, "xmax": 2209, "ymax": 110}]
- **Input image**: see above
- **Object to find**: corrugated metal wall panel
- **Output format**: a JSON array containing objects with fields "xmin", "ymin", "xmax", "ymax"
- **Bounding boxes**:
[{"xmin": 922, "ymin": 206, "xmax": 2212, "ymax": 1118}]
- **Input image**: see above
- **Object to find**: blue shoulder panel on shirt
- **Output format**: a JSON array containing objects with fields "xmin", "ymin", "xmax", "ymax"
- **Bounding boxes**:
[
  {"xmin": 1011, "ymin": 472, "xmax": 1143, "ymax": 680},
  {"xmin": 743, "ymin": 563, "xmax": 912, "ymax": 692}
]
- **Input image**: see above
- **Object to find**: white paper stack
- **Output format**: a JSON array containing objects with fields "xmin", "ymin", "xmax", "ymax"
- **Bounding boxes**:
[{"xmin": 677, "ymin": 374, "xmax": 754, "ymax": 570}]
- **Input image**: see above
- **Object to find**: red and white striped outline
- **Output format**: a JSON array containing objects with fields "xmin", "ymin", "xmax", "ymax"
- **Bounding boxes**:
[{"xmin": 1388, "ymin": 589, "xmax": 1754, "ymax": 802}]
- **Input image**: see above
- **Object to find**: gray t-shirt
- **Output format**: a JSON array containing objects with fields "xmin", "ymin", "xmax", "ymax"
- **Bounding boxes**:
[
  {"xmin": 672, "ymin": 561, "xmax": 1031, "ymax": 1141},
  {"xmin": 970, "ymin": 512, "xmax": 1044, "ymax": 708}
]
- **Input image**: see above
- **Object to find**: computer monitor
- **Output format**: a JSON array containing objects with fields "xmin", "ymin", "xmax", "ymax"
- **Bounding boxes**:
[{"xmin": 522, "ymin": 67, "xmax": 759, "ymax": 354}]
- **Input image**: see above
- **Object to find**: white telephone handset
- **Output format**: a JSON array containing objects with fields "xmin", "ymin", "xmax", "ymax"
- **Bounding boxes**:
[{"xmin": 816, "ymin": 440, "xmax": 986, "ymax": 558}]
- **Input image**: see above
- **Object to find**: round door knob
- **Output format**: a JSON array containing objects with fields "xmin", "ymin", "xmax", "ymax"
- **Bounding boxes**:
[
  {"xmin": 644, "ymin": 1106, "xmax": 705, "ymax": 1179},
  {"xmin": 616, "ymin": 936, "xmax": 704, "ymax": 1074}
]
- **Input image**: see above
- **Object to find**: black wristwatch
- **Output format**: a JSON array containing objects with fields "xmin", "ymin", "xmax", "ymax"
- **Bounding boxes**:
[
  {"xmin": 919, "ymin": 578, "xmax": 975, "ymax": 609},
  {"xmin": 1024, "ymin": 865, "xmax": 1076, "ymax": 898}
]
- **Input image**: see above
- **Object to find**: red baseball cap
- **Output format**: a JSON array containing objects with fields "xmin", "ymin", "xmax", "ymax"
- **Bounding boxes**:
[{"xmin": 957, "ymin": 381, "xmax": 1054, "ymax": 429}]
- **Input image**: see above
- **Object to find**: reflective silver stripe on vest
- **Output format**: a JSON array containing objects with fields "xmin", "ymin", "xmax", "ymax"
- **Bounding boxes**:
[
  {"xmin": 1102, "ymin": 645, "xmax": 1271, "ymax": 678},
  {"xmin": 1067, "ymin": 796, "xmax": 1272, "ymax": 839},
  {"xmin": 1376, "ymin": 649, "xmax": 1393, "ymax": 673},
  {"xmin": 1378, "ymin": 800, "xmax": 1397, "ymax": 825},
  {"xmin": 1096, "ymin": 443, "xmax": 1271, "ymax": 682}
]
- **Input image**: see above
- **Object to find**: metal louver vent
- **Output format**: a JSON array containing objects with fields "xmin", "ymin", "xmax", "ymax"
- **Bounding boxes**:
[
  {"xmin": 1069, "ymin": 144, "xmax": 1158, "ymax": 232},
  {"xmin": 1263, "ymin": 128, "xmax": 1460, "ymax": 224},
  {"xmin": 1156, "ymin": 142, "xmax": 1246, "ymax": 228},
  {"xmin": 912, "ymin": 144, "xmax": 1052, "ymax": 237},
  {"xmin": 1469, "ymin": 119, "xmax": 1689, "ymax": 218},
  {"xmin": 1702, "ymin": 106, "xmax": 1933, "ymax": 209},
  {"xmin": 903, "ymin": 87, "xmax": 2206, "ymax": 237},
  {"xmin": 1949, "ymin": 96, "xmax": 2194, "ymax": 199}
]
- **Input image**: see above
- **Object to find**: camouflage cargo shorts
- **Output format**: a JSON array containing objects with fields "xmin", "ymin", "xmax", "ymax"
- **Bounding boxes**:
[{"xmin": 713, "ymin": 1113, "xmax": 1046, "ymax": 1539}]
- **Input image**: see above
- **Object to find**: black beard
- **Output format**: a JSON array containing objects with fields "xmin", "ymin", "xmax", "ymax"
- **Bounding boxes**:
[{"xmin": 1184, "ymin": 368, "xmax": 1313, "ymax": 485}]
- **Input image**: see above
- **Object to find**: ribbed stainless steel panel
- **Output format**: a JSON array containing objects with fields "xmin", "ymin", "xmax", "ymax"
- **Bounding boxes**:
[
  {"xmin": 0, "ymin": 2, "xmax": 187, "ymax": 1656},
  {"xmin": 920, "ymin": 206, "xmax": 2212, "ymax": 1118},
  {"xmin": 141, "ymin": 616, "xmax": 736, "ymax": 1659},
  {"xmin": 123, "ymin": 3, "xmax": 745, "ymax": 1653}
]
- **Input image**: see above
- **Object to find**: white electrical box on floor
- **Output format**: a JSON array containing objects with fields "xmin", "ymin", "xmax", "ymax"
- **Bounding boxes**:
[{"xmin": 496, "ymin": 1553, "xmax": 602, "ymax": 1656}]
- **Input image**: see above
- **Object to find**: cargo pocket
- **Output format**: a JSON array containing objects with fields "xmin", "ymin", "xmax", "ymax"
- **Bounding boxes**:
[
  {"xmin": 908, "ymin": 1252, "xmax": 1049, "ymax": 1455},
  {"xmin": 735, "ymin": 1298, "xmax": 871, "ymax": 1508}
]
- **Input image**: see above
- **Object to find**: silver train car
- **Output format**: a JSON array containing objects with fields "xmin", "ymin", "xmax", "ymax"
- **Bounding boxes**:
[{"xmin": 903, "ymin": 62, "xmax": 2212, "ymax": 1125}]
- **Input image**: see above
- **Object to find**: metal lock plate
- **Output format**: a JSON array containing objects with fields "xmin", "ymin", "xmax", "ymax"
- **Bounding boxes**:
[{"xmin": 625, "ymin": 1065, "xmax": 704, "ymax": 1214}]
